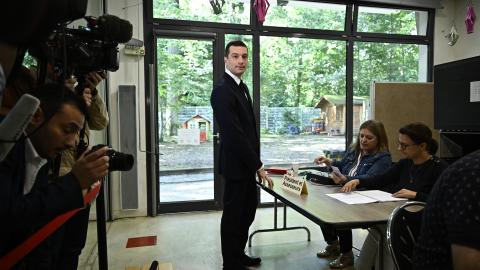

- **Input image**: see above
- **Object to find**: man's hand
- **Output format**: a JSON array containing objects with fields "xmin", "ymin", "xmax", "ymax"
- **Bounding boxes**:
[
  {"xmin": 64, "ymin": 76, "xmax": 77, "ymax": 91},
  {"xmin": 83, "ymin": 88, "xmax": 93, "ymax": 107},
  {"xmin": 452, "ymin": 244, "xmax": 480, "ymax": 270},
  {"xmin": 71, "ymin": 146, "xmax": 110, "ymax": 189},
  {"xmin": 393, "ymin": 188, "xmax": 417, "ymax": 199},
  {"xmin": 340, "ymin": 179, "xmax": 360, "ymax": 193},
  {"xmin": 257, "ymin": 169, "xmax": 273, "ymax": 189},
  {"xmin": 85, "ymin": 71, "xmax": 105, "ymax": 90}
]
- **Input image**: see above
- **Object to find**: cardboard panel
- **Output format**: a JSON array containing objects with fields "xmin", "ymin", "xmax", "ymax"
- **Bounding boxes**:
[{"xmin": 372, "ymin": 82, "xmax": 438, "ymax": 162}]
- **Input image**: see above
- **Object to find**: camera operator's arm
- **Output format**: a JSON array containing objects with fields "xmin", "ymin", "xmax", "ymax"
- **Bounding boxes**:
[{"xmin": 84, "ymin": 71, "xmax": 108, "ymax": 130}]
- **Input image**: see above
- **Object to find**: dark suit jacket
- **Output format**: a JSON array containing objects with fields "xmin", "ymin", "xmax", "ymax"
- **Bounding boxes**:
[
  {"xmin": 0, "ymin": 139, "xmax": 84, "ymax": 257},
  {"xmin": 210, "ymin": 73, "xmax": 262, "ymax": 180}
]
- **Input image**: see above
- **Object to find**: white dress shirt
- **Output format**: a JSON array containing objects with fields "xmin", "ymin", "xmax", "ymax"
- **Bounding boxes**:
[
  {"xmin": 24, "ymin": 138, "xmax": 47, "ymax": 194},
  {"xmin": 225, "ymin": 68, "xmax": 248, "ymax": 100}
]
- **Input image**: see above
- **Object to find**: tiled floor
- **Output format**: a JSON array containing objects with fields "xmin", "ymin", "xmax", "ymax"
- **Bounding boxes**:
[{"xmin": 79, "ymin": 208, "xmax": 367, "ymax": 270}]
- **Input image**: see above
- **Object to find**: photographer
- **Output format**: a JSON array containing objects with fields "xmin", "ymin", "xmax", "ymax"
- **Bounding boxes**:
[
  {"xmin": 0, "ymin": 83, "xmax": 110, "ymax": 268},
  {"xmin": 57, "ymin": 70, "xmax": 109, "ymax": 270}
]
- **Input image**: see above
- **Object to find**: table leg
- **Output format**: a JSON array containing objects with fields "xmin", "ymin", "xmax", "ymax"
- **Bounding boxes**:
[
  {"xmin": 370, "ymin": 226, "xmax": 384, "ymax": 270},
  {"xmin": 248, "ymin": 198, "xmax": 311, "ymax": 247}
]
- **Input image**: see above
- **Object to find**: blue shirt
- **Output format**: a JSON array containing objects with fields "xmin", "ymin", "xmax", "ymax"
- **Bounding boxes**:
[{"xmin": 332, "ymin": 150, "xmax": 392, "ymax": 181}]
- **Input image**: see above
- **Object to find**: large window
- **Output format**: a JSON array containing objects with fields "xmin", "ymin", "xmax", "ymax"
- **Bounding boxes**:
[
  {"xmin": 352, "ymin": 41, "xmax": 428, "ymax": 133},
  {"xmin": 148, "ymin": 0, "xmax": 434, "ymax": 209},
  {"xmin": 357, "ymin": 6, "xmax": 428, "ymax": 35},
  {"xmin": 259, "ymin": 36, "xmax": 346, "ymax": 202},
  {"xmin": 153, "ymin": 0, "xmax": 250, "ymax": 24},
  {"xmin": 264, "ymin": 1, "xmax": 346, "ymax": 31},
  {"xmin": 260, "ymin": 36, "xmax": 347, "ymax": 162}
]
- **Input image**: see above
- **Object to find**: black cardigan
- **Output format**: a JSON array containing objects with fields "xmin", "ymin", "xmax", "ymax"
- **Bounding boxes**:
[{"xmin": 357, "ymin": 157, "xmax": 448, "ymax": 201}]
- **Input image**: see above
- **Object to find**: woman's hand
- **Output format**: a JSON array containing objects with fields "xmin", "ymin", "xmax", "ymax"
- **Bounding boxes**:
[
  {"xmin": 393, "ymin": 189, "xmax": 417, "ymax": 199},
  {"xmin": 340, "ymin": 179, "xmax": 360, "ymax": 193},
  {"xmin": 314, "ymin": 156, "xmax": 331, "ymax": 167},
  {"xmin": 331, "ymin": 172, "xmax": 347, "ymax": 185}
]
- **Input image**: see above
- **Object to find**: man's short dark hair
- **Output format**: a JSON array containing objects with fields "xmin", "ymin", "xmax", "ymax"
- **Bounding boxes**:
[
  {"xmin": 31, "ymin": 83, "xmax": 87, "ymax": 119},
  {"xmin": 225, "ymin": 40, "xmax": 247, "ymax": 57}
]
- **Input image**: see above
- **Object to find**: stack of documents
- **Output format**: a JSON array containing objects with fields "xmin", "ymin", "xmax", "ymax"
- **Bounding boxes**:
[{"xmin": 326, "ymin": 190, "xmax": 408, "ymax": 204}]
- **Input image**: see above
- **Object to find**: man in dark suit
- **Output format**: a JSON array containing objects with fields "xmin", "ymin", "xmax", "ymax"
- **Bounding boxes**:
[{"xmin": 211, "ymin": 40, "xmax": 273, "ymax": 270}]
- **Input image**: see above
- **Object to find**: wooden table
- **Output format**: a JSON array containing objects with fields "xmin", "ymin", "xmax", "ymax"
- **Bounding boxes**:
[
  {"xmin": 264, "ymin": 176, "xmax": 404, "ymax": 228},
  {"xmin": 249, "ymin": 176, "xmax": 406, "ymax": 270}
]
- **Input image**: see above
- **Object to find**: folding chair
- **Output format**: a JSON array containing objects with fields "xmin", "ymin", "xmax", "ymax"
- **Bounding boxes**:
[{"xmin": 386, "ymin": 201, "xmax": 426, "ymax": 270}]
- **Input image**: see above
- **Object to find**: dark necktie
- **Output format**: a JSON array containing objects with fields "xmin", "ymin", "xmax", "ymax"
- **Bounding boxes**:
[{"xmin": 240, "ymin": 81, "xmax": 253, "ymax": 106}]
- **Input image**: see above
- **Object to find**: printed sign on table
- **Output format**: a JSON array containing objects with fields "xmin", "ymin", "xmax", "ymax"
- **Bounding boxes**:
[{"xmin": 281, "ymin": 174, "xmax": 308, "ymax": 196}]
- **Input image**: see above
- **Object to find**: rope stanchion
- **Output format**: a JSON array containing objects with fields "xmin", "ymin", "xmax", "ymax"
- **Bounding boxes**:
[{"xmin": 0, "ymin": 182, "xmax": 101, "ymax": 270}]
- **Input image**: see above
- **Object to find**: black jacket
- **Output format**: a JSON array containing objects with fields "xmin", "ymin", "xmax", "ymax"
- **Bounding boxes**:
[
  {"xmin": 357, "ymin": 157, "xmax": 448, "ymax": 202},
  {"xmin": 210, "ymin": 73, "xmax": 262, "ymax": 180},
  {"xmin": 0, "ymin": 139, "xmax": 84, "ymax": 257}
]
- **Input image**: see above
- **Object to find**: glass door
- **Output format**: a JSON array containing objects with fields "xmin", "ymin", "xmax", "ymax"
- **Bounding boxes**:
[{"xmin": 155, "ymin": 33, "xmax": 218, "ymax": 212}]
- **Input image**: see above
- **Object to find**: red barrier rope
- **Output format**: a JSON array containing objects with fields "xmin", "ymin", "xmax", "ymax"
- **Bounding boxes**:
[{"xmin": 0, "ymin": 182, "xmax": 101, "ymax": 270}]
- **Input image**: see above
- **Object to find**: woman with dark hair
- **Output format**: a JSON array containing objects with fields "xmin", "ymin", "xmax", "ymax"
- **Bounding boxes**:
[
  {"xmin": 341, "ymin": 122, "xmax": 449, "ymax": 270},
  {"xmin": 314, "ymin": 120, "xmax": 392, "ymax": 269}
]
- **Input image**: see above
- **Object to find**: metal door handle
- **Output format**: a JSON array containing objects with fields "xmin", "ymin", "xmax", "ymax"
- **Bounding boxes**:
[{"xmin": 213, "ymin": 133, "xmax": 220, "ymax": 144}]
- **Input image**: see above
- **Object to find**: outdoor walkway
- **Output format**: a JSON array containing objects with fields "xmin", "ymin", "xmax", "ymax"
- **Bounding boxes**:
[
  {"xmin": 159, "ymin": 134, "xmax": 345, "ymax": 171},
  {"xmin": 159, "ymin": 135, "xmax": 345, "ymax": 202}
]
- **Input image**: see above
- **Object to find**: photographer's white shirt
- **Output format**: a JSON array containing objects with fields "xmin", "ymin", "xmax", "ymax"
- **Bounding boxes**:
[{"xmin": 24, "ymin": 138, "xmax": 47, "ymax": 194}]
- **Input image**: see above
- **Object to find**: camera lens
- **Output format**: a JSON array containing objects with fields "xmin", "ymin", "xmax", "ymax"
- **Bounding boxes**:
[
  {"xmin": 89, "ymin": 144, "xmax": 134, "ymax": 172},
  {"xmin": 106, "ymin": 150, "xmax": 134, "ymax": 171}
]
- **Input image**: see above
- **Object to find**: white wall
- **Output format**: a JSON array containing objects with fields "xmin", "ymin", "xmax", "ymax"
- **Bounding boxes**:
[
  {"xmin": 434, "ymin": 0, "xmax": 480, "ymax": 65},
  {"xmin": 106, "ymin": 0, "xmax": 147, "ymax": 219}
]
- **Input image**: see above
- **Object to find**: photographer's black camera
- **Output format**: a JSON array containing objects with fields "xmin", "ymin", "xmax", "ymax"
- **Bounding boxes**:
[{"xmin": 79, "ymin": 144, "xmax": 134, "ymax": 172}]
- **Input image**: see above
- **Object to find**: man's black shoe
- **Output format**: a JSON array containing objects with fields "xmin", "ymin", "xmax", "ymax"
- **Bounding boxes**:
[{"xmin": 240, "ymin": 254, "xmax": 261, "ymax": 266}]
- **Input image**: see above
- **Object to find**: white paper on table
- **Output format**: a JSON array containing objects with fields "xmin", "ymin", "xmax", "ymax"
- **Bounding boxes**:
[
  {"xmin": 355, "ymin": 190, "xmax": 408, "ymax": 202},
  {"xmin": 326, "ymin": 192, "xmax": 378, "ymax": 204}
]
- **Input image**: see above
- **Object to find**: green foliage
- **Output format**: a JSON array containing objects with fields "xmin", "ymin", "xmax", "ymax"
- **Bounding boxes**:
[
  {"xmin": 153, "ymin": 0, "xmax": 249, "ymax": 24},
  {"xmin": 153, "ymin": 1, "xmax": 424, "ymax": 138},
  {"xmin": 283, "ymin": 109, "xmax": 301, "ymax": 127},
  {"xmin": 22, "ymin": 52, "xmax": 37, "ymax": 69}
]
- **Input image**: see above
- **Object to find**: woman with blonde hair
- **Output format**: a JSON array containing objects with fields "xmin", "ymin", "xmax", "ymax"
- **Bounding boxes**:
[{"xmin": 314, "ymin": 119, "xmax": 392, "ymax": 268}]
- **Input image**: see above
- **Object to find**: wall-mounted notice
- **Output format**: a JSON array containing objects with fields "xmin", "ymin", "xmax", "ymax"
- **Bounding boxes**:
[{"xmin": 470, "ymin": 81, "xmax": 480, "ymax": 102}]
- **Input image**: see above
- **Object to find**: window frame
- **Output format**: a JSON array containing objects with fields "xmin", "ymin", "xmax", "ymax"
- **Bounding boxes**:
[{"xmin": 143, "ymin": 0, "xmax": 435, "ymax": 214}]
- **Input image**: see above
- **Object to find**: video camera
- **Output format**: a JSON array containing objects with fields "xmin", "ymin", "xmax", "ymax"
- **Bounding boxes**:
[{"xmin": 44, "ymin": 14, "xmax": 133, "ymax": 89}]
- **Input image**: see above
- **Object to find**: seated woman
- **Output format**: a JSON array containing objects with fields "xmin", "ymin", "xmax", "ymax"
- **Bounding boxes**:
[
  {"xmin": 314, "ymin": 120, "xmax": 392, "ymax": 269},
  {"xmin": 341, "ymin": 122, "xmax": 449, "ymax": 270}
]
